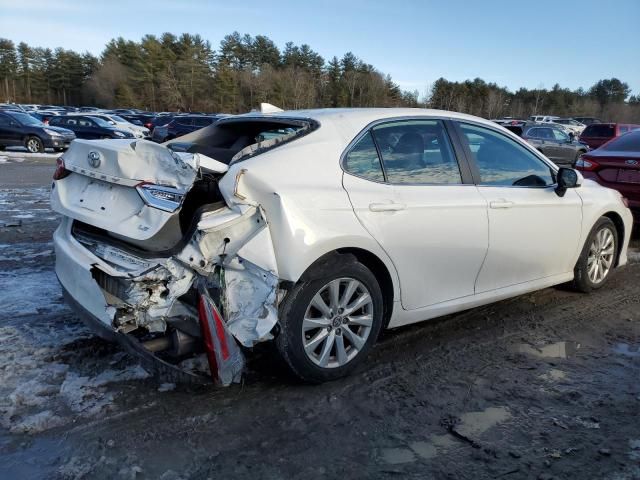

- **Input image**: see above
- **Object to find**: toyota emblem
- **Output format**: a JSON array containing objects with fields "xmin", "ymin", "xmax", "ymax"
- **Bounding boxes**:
[
  {"xmin": 625, "ymin": 159, "xmax": 638, "ymax": 166},
  {"xmin": 87, "ymin": 151, "xmax": 101, "ymax": 168}
]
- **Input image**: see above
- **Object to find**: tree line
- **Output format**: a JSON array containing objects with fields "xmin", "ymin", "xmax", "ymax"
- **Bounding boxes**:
[{"xmin": 0, "ymin": 33, "xmax": 638, "ymax": 122}]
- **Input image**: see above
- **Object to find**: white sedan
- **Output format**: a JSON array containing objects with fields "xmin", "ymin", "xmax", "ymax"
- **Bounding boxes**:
[{"xmin": 51, "ymin": 109, "xmax": 633, "ymax": 383}]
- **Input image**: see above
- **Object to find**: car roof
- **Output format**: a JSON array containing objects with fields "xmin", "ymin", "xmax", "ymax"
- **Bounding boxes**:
[{"xmin": 232, "ymin": 108, "xmax": 501, "ymax": 141}]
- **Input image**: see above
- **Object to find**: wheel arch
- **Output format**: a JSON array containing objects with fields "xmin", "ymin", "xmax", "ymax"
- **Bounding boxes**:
[{"xmin": 602, "ymin": 211, "xmax": 625, "ymax": 267}]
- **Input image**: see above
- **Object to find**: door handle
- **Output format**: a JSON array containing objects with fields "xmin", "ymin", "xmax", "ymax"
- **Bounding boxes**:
[
  {"xmin": 369, "ymin": 202, "xmax": 406, "ymax": 212},
  {"xmin": 489, "ymin": 200, "xmax": 514, "ymax": 209}
]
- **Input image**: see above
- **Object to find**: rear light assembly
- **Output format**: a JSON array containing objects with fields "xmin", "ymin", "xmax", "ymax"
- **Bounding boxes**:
[
  {"xmin": 574, "ymin": 157, "xmax": 599, "ymax": 171},
  {"xmin": 136, "ymin": 182, "xmax": 185, "ymax": 212},
  {"xmin": 52, "ymin": 157, "xmax": 71, "ymax": 180}
]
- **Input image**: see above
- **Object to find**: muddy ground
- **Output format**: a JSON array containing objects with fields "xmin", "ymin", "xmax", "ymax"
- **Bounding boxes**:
[{"xmin": 1, "ymin": 155, "xmax": 639, "ymax": 480}]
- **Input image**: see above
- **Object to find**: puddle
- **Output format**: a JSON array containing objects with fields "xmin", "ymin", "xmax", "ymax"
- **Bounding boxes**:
[
  {"xmin": 516, "ymin": 341, "xmax": 580, "ymax": 359},
  {"xmin": 409, "ymin": 434, "xmax": 457, "ymax": 460},
  {"xmin": 454, "ymin": 406, "xmax": 511, "ymax": 439},
  {"xmin": 612, "ymin": 343, "xmax": 640, "ymax": 357},
  {"xmin": 380, "ymin": 447, "xmax": 415, "ymax": 464},
  {"xmin": 539, "ymin": 369, "xmax": 567, "ymax": 381}
]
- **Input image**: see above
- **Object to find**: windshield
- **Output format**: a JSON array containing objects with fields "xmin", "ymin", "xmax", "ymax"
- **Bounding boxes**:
[
  {"xmin": 601, "ymin": 131, "xmax": 640, "ymax": 152},
  {"xmin": 9, "ymin": 112, "xmax": 44, "ymax": 127},
  {"xmin": 110, "ymin": 115, "xmax": 127, "ymax": 122}
]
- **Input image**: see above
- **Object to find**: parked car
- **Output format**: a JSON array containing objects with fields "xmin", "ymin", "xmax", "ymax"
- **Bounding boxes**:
[
  {"xmin": 573, "ymin": 117, "xmax": 602, "ymax": 126},
  {"xmin": 48, "ymin": 115, "xmax": 135, "ymax": 140},
  {"xmin": 151, "ymin": 114, "xmax": 220, "ymax": 142},
  {"xmin": 51, "ymin": 109, "xmax": 633, "ymax": 384},
  {"xmin": 70, "ymin": 113, "xmax": 150, "ymax": 138},
  {"xmin": 575, "ymin": 130, "xmax": 640, "ymax": 214},
  {"xmin": 579, "ymin": 123, "xmax": 640, "ymax": 150},
  {"xmin": 550, "ymin": 118, "xmax": 586, "ymax": 137},
  {"xmin": 0, "ymin": 110, "xmax": 75, "ymax": 152},
  {"xmin": 120, "ymin": 114, "xmax": 157, "ymax": 131},
  {"xmin": 514, "ymin": 123, "xmax": 588, "ymax": 165}
]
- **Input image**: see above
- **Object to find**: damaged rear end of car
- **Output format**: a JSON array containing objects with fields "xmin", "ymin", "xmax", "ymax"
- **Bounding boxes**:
[{"xmin": 51, "ymin": 117, "xmax": 317, "ymax": 385}]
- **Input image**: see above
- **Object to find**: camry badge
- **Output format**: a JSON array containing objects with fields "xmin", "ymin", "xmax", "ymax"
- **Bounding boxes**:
[
  {"xmin": 625, "ymin": 159, "xmax": 638, "ymax": 166},
  {"xmin": 87, "ymin": 151, "xmax": 101, "ymax": 168}
]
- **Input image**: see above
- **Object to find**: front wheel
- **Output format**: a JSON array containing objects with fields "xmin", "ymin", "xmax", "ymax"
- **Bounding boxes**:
[
  {"xmin": 275, "ymin": 255, "xmax": 384, "ymax": 383},
  {"xmin": 573, "ymin": 217, "xmax": 618, "ymax": 292},
  {"xmin": 25, "ymin": 136, "xmax": 44, "ymax": 153}
]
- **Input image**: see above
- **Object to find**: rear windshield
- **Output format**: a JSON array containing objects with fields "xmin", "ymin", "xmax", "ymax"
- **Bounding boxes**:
[
  {"xmin": 168, "ymin": 117, "xmax": 318, "ymax": 164},
  {"xmin": 583, "ymin": 124, "xmax": 615, "ymax": 137},
  {"xmin": 601, "ymin": 131, "xmax": 640, "ymax": 152}
]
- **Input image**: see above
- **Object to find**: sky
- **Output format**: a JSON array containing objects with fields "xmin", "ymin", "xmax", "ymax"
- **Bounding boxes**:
[{"xmin": 1, "ymin": 0, "xmax": 639, "ymax": 95}]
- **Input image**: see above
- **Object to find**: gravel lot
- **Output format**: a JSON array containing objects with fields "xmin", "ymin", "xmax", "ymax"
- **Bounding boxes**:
[{"xmin": 1, "ymin": 155, "xmax": 639, "ymax": 480}]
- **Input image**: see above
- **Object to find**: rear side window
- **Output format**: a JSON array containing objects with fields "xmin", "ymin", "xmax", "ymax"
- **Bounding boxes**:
[
  {"xmin": 343, "ymin": 132, "xmax": 385, "ymax": 182},
  {"xmin": 459, "ymin": 123, "xmax": 554, "ymax": 187},
  {"xmin": 371, "ymin": 120, "xmax": 462, "ymax": 185},
  {"xmin": 48, "ymin": 117, "xmax": 62, "ymax": 126},
  {"xmin": 601, "ymin": 131, "xmax": 640, "ymax": 152},
  {"xmin": 583, "ymin": 124, "xmax": 615, "ymax": 137}
]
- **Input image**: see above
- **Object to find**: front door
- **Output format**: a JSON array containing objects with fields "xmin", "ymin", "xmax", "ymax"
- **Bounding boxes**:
[
  {"xmin": 455, "ymin": 122, "xmax": 583, "ymax": 293},
  {"xmin": 342, "ymin": 119, "xmax": 489, "ymax": 310}
]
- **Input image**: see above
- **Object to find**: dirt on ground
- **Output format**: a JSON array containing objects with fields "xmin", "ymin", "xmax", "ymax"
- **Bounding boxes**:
[{"xmin": 1, "ymin": 156, "xmax": 639, "ymax": 480}]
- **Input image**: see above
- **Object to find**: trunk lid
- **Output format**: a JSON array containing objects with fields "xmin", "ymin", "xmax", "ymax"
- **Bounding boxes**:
[{"xmin": 51, "ymin": 139, "xmax": 227, "ymax": 246}]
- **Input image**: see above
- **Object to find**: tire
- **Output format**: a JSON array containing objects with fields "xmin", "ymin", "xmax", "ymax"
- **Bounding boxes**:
[
  {"xmin": 572, "ymin": 217, "xmax": 618, "ymax": 293},
  {"xmin": 25, "ymin": 136, "xmax": 44, "ymax": 153},
  {"xmin": 275, "ymin": 254, "xmax": 384, "ymax": 383}
]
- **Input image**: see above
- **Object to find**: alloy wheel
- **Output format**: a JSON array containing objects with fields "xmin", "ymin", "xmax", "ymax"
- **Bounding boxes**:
[
  {"xmin": 301, "ymin": 277, "xmax": 374, "ymax": 368},
  {"xmin": 587, "ymin": 227, "xmax": 615, "ymax": 284},
  {"xmin": 26, "ymin": 138, "xmax": 41, "ymax": 153}
]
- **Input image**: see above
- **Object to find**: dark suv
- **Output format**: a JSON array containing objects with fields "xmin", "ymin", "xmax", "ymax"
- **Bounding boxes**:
[
  {"xmin": 151, "ymin": 115, "xmax": 220, "ymax": 142},
  {"xmin": 506, "ymin": 123, "xmax": 588, "ymax": 166},
  {"xmin": 49, "ymin": 116, "xmax": 134, "ymax": 140},
  {"xmin": 0, "ymin": 110, "xmax": 76, "ymax": 153}
]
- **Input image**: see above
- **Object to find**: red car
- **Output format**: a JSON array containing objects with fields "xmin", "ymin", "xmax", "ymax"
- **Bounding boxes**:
[
  {"xmin": 579, "ymin": 123, "xmax": 640, "ymax": 150},
  {"xmin": 575, "ymin": 130, "xmax": 640, "ymax": 213}
]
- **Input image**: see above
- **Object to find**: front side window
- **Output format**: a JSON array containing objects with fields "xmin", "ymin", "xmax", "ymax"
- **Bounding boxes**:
[
  {"xmin": 371, "ymin": 120, "xmax": 461, "ymax": 185},
  {"xmin": 343, "ymin": 131, "xmax": 385, "ymax": 182},
  {"xmin": 459, "ymin": 123, "xmax": 554, "ymax": 187}
]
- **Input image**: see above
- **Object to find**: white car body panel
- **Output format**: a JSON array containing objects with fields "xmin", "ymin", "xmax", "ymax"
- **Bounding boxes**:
[{"xmin": 51, "ymin": 108, "xmax": 633, "ymax": 356}]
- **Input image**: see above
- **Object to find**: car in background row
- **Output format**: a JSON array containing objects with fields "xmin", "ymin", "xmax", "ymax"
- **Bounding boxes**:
[
  {"xmin": 503, "ymin": 122, "xmax": 588, "ymax": 166},
  {"xmin": 579, "ymin": 123, "xmax": 640, "ymax": 150},
  {"xmin": 0, "ymin": 110, "xmax": 75, "ymax": 152},
  {"xmin": 151, "ymin": 115, "xmax": 221, "ymax": 142},
  {"xmin": 48, "ymin": 115, "xmax": 135, "ymax": 140},
  {"xmin": 29, "ymin": 110, "xmax": 62, "ymax": 125},
  {"xmin": 550, "ymin": 118, "xmax": 586, "ymax": 137},
  {"xmin": 575, "ymin": 130, "xmax": 640, "ymax": 214},
  {"xmin": 573, "ymin": 117, "xmax": 602, "ymax": 126},
  {"xmin": 68, "ymin": 113, "xmax": 150, "ymax": 138}
]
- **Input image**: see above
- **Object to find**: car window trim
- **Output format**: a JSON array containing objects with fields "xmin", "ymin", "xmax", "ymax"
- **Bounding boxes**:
[
  {"xmin": 340, "ymin": 116, "xmax": 475, "ymax": 186},
  {"xmin": 450, "ymin": 120, "xmax": 559, "ymax": 189}
]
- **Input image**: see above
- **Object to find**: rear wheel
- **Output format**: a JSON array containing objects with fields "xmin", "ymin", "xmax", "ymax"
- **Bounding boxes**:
[
  {"xmin": 25, "ymin": 136, "xmax": 44, "ymax": 153},
  {"xmin": 275, "ymin": 255, "xmax": 384, "ymax": 383},
  {"xmin": 573, "ymin": 217, "xmax": 618, "ymax": 292}
]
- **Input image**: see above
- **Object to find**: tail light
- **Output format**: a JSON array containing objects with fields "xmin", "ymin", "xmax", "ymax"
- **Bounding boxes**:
[
  {"xmin": 136, "ymin": 182, "xmax": 185, "ymax": 212},
  {"xmin": 574, "ymin": 157, "xmax": 599, "ymax": 171},
  {"xmin": 144, "ymin": 122, "xmax": 153, "ymax": 129},
  {"xmin": 53, "ymin": 157, "xmax": 71, "ymax": 180}
]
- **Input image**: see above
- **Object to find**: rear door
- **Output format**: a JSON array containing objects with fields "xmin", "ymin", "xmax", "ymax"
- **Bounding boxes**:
[
  {"xmin": 454, "ymin": 122, "xmax": 582, "ymax": 292},
  {"xmin": 342, "ymin": 118, "xmax": 488, "ymax": 310}
]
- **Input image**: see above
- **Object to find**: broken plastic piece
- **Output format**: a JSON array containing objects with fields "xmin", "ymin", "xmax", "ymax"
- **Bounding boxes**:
[{"xmin": 197, "ymin": 281, "xmax": 245, "ymax": 386}]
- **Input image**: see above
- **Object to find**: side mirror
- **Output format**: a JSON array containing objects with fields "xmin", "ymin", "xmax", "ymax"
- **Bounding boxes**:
[{"xmin": 555, "ymin": 167, "xmax": 581, "ymax": 197}]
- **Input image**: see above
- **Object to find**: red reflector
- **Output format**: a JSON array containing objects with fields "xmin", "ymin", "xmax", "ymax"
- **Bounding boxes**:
[
  {"xmin": 53, "ymin": 157, "xmax": 70, "ymax": 180},
  {"xmin": 621, "ymin": 197, "xmax": 629, "ymax": 208}
]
